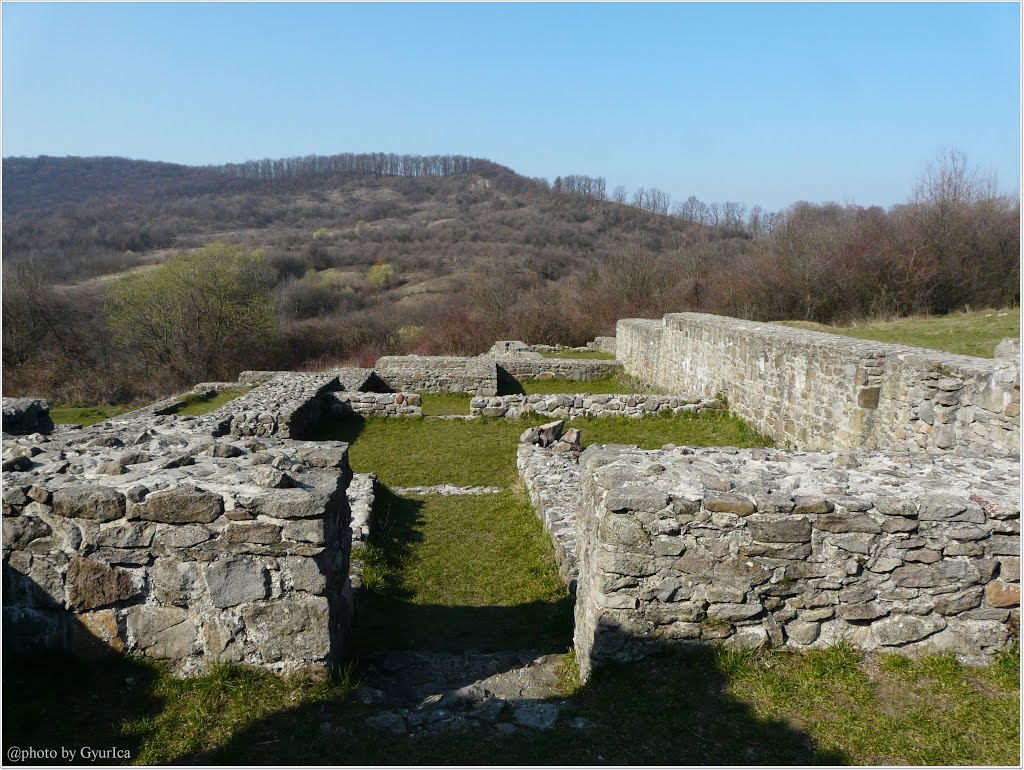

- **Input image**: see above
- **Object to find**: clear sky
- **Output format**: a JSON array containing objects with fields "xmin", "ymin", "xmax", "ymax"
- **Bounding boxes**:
[{"xmin": 2, "ymin": 2, "xmax": 1020, "ymax": 210}]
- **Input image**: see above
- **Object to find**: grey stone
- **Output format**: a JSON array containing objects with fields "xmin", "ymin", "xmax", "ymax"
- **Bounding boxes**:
[
  {"xmin": 918, "ymin": 495, "xmax": 984, "ymax": 524},
  {"xmin": 250, "ymin": 466, "xmax": 294, "ymax": 488},
  {"xmin": 136, "ymin": 489, "xmax": 224, "ymax": 524},
  {"xmin": 283, "ymin": 519, "xmax": 325, "ymax": 545},
  {"xmin": 707, "ymin": 602, "xmax": 763, "ymax": 621},
  {"xmin": 785, "ymin": 621, "xmax": 820, "ymax": 645},
  {"xmin": 513, "ymin": 701, "xmax": 560, "ymax": 730},
  {"xmin": 872, "ymin": 614, "xmax": 946, "ymax": 646},
  {"xmin": 813, "ymin": 513, "xmax": 880, "ymax": 534},
  {"xmin": 126, "ymin": 606, "xmax": 195, "ymax": 658},
  {"xmin": 604, "ymin": 488, "xmax": 669, "ymax": 514},
  {"xmin": 839, "ymin": 603, "xmax": 888, "ymax": 622},
  {"xmin": 155, "ymin": 524, "xmax": 213, "ymax": 549},
  {"xmin": 3, "ymin": 516, "xmax": 53, "ymax": 550},
  {"xmin": 52, "ymin": 485, "xmax": 126, "ymax": 523},
  {"xmin": 599, "ymin": 515, "xmax": 651, "ymax": 549},
  {"xmin": 366, "ymin": 711, "xmax": 407, "ymax": 735},
  {"xmin": 225, "ymin": 522, "xmax": 282, "ymax": 545},
  {"xmin": 748, "ymin": 516, "xmax": 811, "ymax": 543},
  {"xmin": 204, "ymin": 557, "xmax": 269, "ymax": 607}
]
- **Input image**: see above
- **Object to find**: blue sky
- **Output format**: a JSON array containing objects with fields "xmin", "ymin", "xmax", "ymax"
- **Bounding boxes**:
[{"xmin": 2, "ymin": 2, "xmax": 1019, "ymax": 210}]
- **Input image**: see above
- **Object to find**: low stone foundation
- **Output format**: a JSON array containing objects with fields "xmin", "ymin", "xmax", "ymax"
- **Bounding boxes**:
[
  {"xmin": 517, "ymin": 443, "xmax": 581, "ymax": 588},
  {"xmin": 495, "ymin": 357, "xmax": 622, "ymax": 383},
  {"xmin": 471, "ymin": 394, "xmax": 722, "ymax": 419},
  {"xmin": 331, "ymin": 392, "xmax": 422, "ymax": 418},
  {"xmin": 374, "ymin": 355, "xmax": 498, "ymax": 396},
  {"xmin": 2, "ymin": 373, "xmax": 357, "ymax": 676},
  {"xmin": 574, "ymin": 445, "xmax": 1020, "ymax": 680}
]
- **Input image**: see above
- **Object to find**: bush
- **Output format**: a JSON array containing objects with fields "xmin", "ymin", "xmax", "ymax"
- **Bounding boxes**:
[{"xmin": 105, "ymin": 242, "xmax": 278, "ymax": 383}]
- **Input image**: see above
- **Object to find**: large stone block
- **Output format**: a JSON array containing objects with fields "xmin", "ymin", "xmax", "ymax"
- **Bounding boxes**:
[
  {"xmin": 136, "ymin": 489, "xmax": 224, "ymax": 524},
  {"xmin": 204, "ymin": 557, "xmax": 270, "ymax": 608},
  {"xmin": 53, "ymin": 486, "xmax": 126, "ymax": 523},
  {"xmin": 67, "ymin": 557, "xmax": 142, "ymax": 611}
]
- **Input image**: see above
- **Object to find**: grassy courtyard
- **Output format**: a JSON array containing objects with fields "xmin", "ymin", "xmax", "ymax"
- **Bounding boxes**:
[{"xmin": 4, "ymin": 375, "xmax": 1018, "ymax": 766}]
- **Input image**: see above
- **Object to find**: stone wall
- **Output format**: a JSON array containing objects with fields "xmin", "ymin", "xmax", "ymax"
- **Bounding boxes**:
[
  {"xmin": 496, "ymin": 357, "xmax": 622, "ymax": 383},
  {"xmin": 616, "ymin": 313, "xmax": 1020, "ymax": 455},
  {"xmin": 374, "ymin": 355, "xmax": 498, "ymax": 396},
  {"xmin": 197, "ymin": 373, "xmax": 341, "ymax": 439},
  {"xmin": 2, "ymin": 371, "xmax": 361, "ymax": 675},
  {"xmin": 573, "ymin": 445, "xmax": 1020, "ymax": 681},
  {"xmin": 2, "ymin": 425, "xmax": 354, "ymax": 675},
  {"xmin": 470, "ymin": 393, "xmax": 723, "ymax": 420},
  {"xmin": 517, "ymin": 443, "xmax": 581, "ymax": 587},
  {"xmin": 331, "ymin": 392, "xmax": 422, "ymax": 418},
  {"xmin": 588, "ymin": 336, "xmax": 617, "ymax": 355},
  {"xmin": 2, "ymin": 398, "xmax": 54, "ymax": 436}
]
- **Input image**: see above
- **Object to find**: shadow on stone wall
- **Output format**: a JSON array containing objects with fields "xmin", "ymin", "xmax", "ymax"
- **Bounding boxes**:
[{"xmin": 3, "ymin": 564, "xmax": 168, "ymax": 764}]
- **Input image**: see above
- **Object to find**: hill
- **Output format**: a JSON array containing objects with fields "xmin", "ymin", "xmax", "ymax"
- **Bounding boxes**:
[{"xmin": 2, "ymin": 151, "xmax": 1018, "ymax": 405}]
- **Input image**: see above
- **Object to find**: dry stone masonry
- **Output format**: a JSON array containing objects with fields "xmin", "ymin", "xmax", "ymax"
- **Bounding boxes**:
[
  {"xmin": 330, "ymin": 392, "xmax": 423, "ymax": 418},
  {"xmin": 0, "ymin": 370, "xmax": 380, "ymax": 675},
  {"xmin": 616, "ymin": 313, "xmax": 1020, "ymax": 455},
  {"xmin": 471, "ymin": 393, "xmax": 722, "ymax": 420},
  {"xmin": 572, "ymin": 445, "xmax": 1019, "ymax": 680},
  {"xmin": 374, "ymin": 355, "xmax": 499, "ymax": 396}
]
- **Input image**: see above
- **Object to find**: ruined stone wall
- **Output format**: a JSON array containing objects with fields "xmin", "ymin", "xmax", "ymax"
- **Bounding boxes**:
[
  {"xmin": 616, "ymin": 313, "xmax": 1020, "ymax": 454},
  {"xmin": 574, "ymin": 445, "xmax": 1020, "ymax": 681},
  {"xmin": 2, "ymin": 372, "xmax": 360, "ymax": 676},
  {"xmin": 374, "ymin": 356, "xmax": 498, "ymax": 396},
  {"xmin": 588, "ymin": 336, "xmax": 617, "ymax": 355},
  {"xmin": 196, "ymin": 373, "xmax": 341, "ymax": 439},
  {"xmin": 2, "ymin": 398, "xmax": 55, "ymax": 436},
  {"xmin": 495, "ymin": 357, "xmax": 622, "ymax": 383},
  {"xmin": 517, "ymin": 444, "xmax": 581, "ymax": 588},
  {"xmin": 2, "ymin": 428, "xmax": 354, "ymax": 676},
  {"xmin": 331, "ymin": 392, "xmax": 422, "ymax": 418},
  {"xmin": 470, "ymin": 394, "xmax": 722, "ymax": 420}
]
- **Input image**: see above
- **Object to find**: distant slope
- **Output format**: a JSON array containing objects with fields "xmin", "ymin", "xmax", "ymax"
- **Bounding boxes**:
[
  {"xmin": 2, "ymin": 152, "xmax": 678, "ymax": 284},
  {"xmin": 1, "ymin": 153, "xmax": 523, "ymax": 216},
  {"xmin": 2, "ymin": 155, "xmax": 233, "ymax": 215}
]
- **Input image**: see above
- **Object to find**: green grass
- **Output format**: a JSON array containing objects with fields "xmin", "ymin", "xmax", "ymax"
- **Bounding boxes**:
[
  {"xmin": 7, "ymin": 400, "xmax": 1015, "ymax": 765},
  {"xmin": 166, "ymin": 389, "xmax": 249, "ymax": 416},
  {"xmin": 310, "ymin": 410, "xmax": 770, "ymax": 488},
  {"xmin": 49, "ymin": 403, "xmax": 132, "ymax": 426},
  {"xmin": 778, "ymin": 307, "xmax": 1019, "ymax": 358},
  {"xmin": 520, "ymin": 374, "xmax": 646, "ymax": 395},
  {"xmin": 356, "ymin": 487, "xmax": 571, "ymax": 652},
  {"xmin": 418, "ymin": 392, "xmax": 472, "ymax": 416},
  {"xmin": 5, "ymin": 644, "xmax": 1016, "ymax": 765},
  {"xmin": 538, "ymin": 350, "xmax": 616, "ymax": 360}
]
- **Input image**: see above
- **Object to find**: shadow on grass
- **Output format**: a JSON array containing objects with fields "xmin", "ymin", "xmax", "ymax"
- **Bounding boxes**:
[
  {"xmin": 171, "ymin": 646, "xmax": 850, "ymax": 766},
  {"xmin": 3, "ymin": 652, "xmax": 166, "ymax": 766},
  {"xmin": 306, "ymin": 413, "xmax": 368, "ymax": 444},
  {"xmin": 355, "ymin": 486, "xmax": 573, "ymax": 653}
]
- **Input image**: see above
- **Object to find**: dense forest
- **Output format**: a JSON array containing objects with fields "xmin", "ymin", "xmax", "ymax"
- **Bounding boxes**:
[{"xmin": 2, "ymin": 150, "xmax": 1019, "ymax": 405}]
